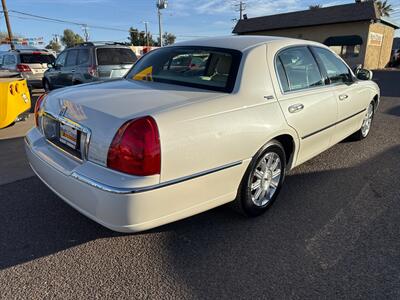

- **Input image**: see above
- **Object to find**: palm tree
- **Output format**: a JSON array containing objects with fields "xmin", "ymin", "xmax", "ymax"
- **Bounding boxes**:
[
  {"xmin": 309, "ymin": 4, "xmax": 323, "ymax": 10},
  {"xmin": 374, "ymin": 0, "xmax": 393, "ymax": 17}
]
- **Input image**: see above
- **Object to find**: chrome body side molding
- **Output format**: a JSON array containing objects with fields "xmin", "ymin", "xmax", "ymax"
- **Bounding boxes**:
[{"xmin": 71, "ymin": 160, "xmax": 243, "ymax": 194}]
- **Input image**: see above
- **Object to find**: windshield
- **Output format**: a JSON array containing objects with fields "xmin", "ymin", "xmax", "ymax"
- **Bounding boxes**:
[
  {"xmin": 126, "ymin": 46, "xmax": 242, "ymax": 93},
  {"xmin": 20, "ymin": 53, "xmax": 55, "ymax": 64},
  {"xmin": 96, "ymin": 48, "xmax": 137, "ymax": 65}
]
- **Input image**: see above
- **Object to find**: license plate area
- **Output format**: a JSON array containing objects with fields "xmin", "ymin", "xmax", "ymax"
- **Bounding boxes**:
[{"xmin": 42, "ymin": 115, "xmax": 84, "ymax": 160}]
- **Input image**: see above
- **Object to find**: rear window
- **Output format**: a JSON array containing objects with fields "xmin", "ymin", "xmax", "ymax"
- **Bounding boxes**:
[
  {"xmin": 126, "ymin": 46, "xmax": 242, "ymax": 93},
  {"xmin": 20, "ymin": 54, "xmax": 55, "ymax": 64},
  {"xmin": 96, "ymin": 48, "xmax": 137, "ymax": 65}
]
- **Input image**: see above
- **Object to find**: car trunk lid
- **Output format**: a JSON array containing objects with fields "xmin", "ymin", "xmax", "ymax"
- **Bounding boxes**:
[{"xmin": 42, "ymin": 79, "xmax": 223, "ymax": 166}]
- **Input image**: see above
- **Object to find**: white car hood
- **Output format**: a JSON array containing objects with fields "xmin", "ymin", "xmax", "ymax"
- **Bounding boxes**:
[{"xmin": 43, "ymin": 79, "xmax": 223, "ymax": 166}]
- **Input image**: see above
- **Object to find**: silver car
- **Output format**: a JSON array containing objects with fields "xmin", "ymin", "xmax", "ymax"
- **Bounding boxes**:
[{"xmin": 0, "ymin": 49, "xmax": 55, "ymax": 89}]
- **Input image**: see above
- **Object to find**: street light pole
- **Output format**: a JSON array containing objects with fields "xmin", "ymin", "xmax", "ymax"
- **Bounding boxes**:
[
  {"xmin": 1, "ymin": 0, "xmax": 15, "ymax": 50},
  {"xmin": 157, "ymin": 6, "xmax": 163, "ymax": 47},
  {"xmin": 156, "ymin": 0, "xmax": 167, "ymax": 47}
]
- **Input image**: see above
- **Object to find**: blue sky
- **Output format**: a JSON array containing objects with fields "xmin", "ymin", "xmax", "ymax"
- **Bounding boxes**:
[{"xmin": 2, "ymin": 0, "xmax": 400, "ymax": 45}]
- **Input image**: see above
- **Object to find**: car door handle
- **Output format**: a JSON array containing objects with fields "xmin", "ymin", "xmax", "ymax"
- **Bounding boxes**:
[
  {"xmin": 339, "ymin": 94, "xmax": 349, "ymax": 101},
  {"xmin": 71, "ymin": 69, "xmax": 76, "ymax": 73},
  {"xmin": 288, "ymin": 103, "xmax": 304, "ymax": 113}
]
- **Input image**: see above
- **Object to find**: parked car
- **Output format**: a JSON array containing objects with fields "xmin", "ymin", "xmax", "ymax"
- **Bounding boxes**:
[
  {"xmin": 43, "ymin": 42, "xmax": 138, "ymax": 91},
  {"xmin": 389, "ymin": 48, "xmax": 400, "ymax": 67},
  {"xmin": 26, "ymin": 36, "xmax": 379, "ymax": 233},
  {"xmin": 0, "ymin": 49, "xmax": 55, "ymax": 89}
]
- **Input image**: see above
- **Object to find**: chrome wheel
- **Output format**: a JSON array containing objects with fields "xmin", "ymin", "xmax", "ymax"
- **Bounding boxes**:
[
  {"xmin": 250, "ymin": 152, "xmax": 282, "ymax": 207},
  {"xmin": 361, "ymin": 103, "xmax": 374, "ymax": 137}
]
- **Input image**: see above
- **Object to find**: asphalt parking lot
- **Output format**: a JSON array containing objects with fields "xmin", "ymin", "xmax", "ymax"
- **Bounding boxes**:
[{"xmin": 1, "ymin": 71, "xmax": 399, "ymax": 299}]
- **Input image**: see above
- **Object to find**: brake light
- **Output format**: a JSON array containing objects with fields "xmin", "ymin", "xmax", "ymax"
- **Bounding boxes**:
[
  {"xmin": 34, "ymin": 93, "xmax": 46, "ymax": 127},
  {"xmin": 88, "ymin": 65, "xmax": 98, "ymax": 77},
  {"xmin": 107, "ymin": 116, "xmax": 161, "ymax": 176},
  {"xmin": 16, "ymin": 64, "xmax": 32, "ymax": 72}
]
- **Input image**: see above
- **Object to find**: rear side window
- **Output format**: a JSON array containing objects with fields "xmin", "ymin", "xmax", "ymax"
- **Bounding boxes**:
[
  {"xmin": 65, "ymin": 50, "xmax": 79, "ymax": 67},
  {"xmin": 312, "ymin": 47, "xmax": 352, "ymax": 84},
  {"xmin": 276, "ymin": 46, "xmax": 324, "ymax": 92},
  {"xmin": 96, "ymin": 48, "xmax": 137, "ymax": 65},
  {"xmin": 77, "ymin": 49, "xmax": 90, "ymax": 66},
  {"xmin": 20, "ymin": 54, "xmax": 55, "ymax": 64}
]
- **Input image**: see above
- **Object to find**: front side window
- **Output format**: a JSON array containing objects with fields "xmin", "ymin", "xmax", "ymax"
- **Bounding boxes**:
[
  {"xmin": 276, "ymin": 46, "xmax": 324, "ymax": 92},
  {"xmin": 55, "ymin": 51, "xmax": 67, "ymax": 67},
  {"xmin": 312, "ymin": 47, "xmax": 352, "ymax": 84},
  {"xmin": 126, "ymin": 46, "xmax": 242, "ymax": 93}
]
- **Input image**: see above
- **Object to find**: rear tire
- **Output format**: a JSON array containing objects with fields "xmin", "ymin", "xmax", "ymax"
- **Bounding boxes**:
[{"xmin": 234, "ymin": 140, "xmax": 286, "ymax": 217}]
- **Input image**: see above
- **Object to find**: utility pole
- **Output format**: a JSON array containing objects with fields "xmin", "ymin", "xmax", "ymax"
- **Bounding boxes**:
[
  {"xmin": 156, "ymin": 0, "xmax": 167, "ymax": 47},
  {"xmin": 82, "ymin": 24, "xmax": 89, "ymax": 42},
  {"xmin": 52, "ymin": 34, "xmax": 59, "ymax": 44},
  {"xmin": 1, "ymin": 0, "xmax": 15, "ymax": 50},
  {"xmin": 143, "ymin": 21, "xmax": 149, "ymax": 47},
  {"xmin": 235, "ymin": 1, "xmax": 246, "ymax": 20}
]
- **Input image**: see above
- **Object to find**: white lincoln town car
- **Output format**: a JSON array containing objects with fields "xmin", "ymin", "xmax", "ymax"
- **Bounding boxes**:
[{"xmin": 26, "ymin": 36, "xmax": 379, "ymax": 232}]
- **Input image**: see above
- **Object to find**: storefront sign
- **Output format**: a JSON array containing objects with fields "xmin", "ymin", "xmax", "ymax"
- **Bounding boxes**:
[{"xmin": 368, "ymin": 32, "xmax": 383, "ymax": 46}]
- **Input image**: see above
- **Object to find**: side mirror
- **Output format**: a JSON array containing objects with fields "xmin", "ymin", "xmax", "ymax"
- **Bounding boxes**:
[{"xmin": 356, "ymin": 68, "xmax": 373, "ymax": 81}]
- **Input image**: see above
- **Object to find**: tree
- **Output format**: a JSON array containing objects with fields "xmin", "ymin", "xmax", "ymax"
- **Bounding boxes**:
[
  {"xmin": 128, "ymin": 27, "xmax": 157, "ymax": 46},
  {"xmin": 156, "ymin": 32, "xmax": 176, "ymax": 46},
  {"xmin": 163, "ymin": 32, "xmax": 176, "ymax": 46},
  {"xmin": 45, "ymin": 40, "xmax": 61, "ymax": 52},
  {"xmin": 374, "ymin": 0, "xmax": 393, "ymax": 17},
  {"xmin": 309, "ymin": 4, "xmax": 323, "ymax": 9},
  {"xmin": 61, "ymin": 29, "xmax": 84, "ymax": 48}
]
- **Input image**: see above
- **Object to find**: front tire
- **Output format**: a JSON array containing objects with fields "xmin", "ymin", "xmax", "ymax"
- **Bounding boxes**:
[
  {"xmin": 353, "ymin": 101, "xmax": 374, "ymax": 140},
  {"xmin": 235, "ymin": 140, "xmax": 286, "ymax": 217}
]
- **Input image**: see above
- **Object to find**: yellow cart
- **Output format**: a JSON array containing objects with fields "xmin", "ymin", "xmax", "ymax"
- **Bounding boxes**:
[{"xmin": 0, "ymin": 78, "xmax": 31, "ymax": 129}]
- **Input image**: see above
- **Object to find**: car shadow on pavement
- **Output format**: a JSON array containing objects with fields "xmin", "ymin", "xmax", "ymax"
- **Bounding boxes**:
[
  {"xmin": 385, "ymin": 105, "xmax": 400, "ymax": 117},
  {"xmin": 1, "ymin": 144, "xmax": 399, "ymax": 283},
  {"xmin": 159, "ymin": 145, "xmax": 400, "ymax": 298}
]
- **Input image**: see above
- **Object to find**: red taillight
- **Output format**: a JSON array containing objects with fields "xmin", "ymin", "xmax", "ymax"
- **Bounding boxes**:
[
  {"xmin": 34, "ymin": 94, "xmax": 46, "ymax": 127},
  {"xmin": 16, "ymin": 64, "xmax": 32, "ymax": 72},
  {"xmin": 88, "ymin": 65, "xmax": 98, "ymax": 77},
  {"xmin": 107, "ymin": 116, "xmax": 161, "ymax": 176}
]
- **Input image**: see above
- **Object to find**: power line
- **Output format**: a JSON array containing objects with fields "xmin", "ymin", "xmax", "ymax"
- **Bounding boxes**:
[{"xmin": 4, "ymin": 9, "xmax": 209, "ymax": 39}]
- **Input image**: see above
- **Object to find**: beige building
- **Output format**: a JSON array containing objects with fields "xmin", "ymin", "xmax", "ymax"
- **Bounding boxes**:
[{"xmin": 233, "ymin": 1, "xmax": 398, "ymax": 69}]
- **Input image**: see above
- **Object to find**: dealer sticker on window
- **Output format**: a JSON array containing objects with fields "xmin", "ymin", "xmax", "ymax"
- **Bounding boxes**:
[{"xmin": 59, "ymin": 123, "xmax": 78, "ymax": 149}]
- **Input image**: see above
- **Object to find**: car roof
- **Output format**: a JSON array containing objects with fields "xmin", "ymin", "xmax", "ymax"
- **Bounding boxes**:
[
  {"xmin": 0, "ymin": 49, "xmax": 52, "ymax": 55},
  {"xmin": 173, "ymin": 35, "xmax": 323, "ymax": 52},
  {"xmin": 70, "ymin": 42, "xmax": 132, "ymax": 49}
]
